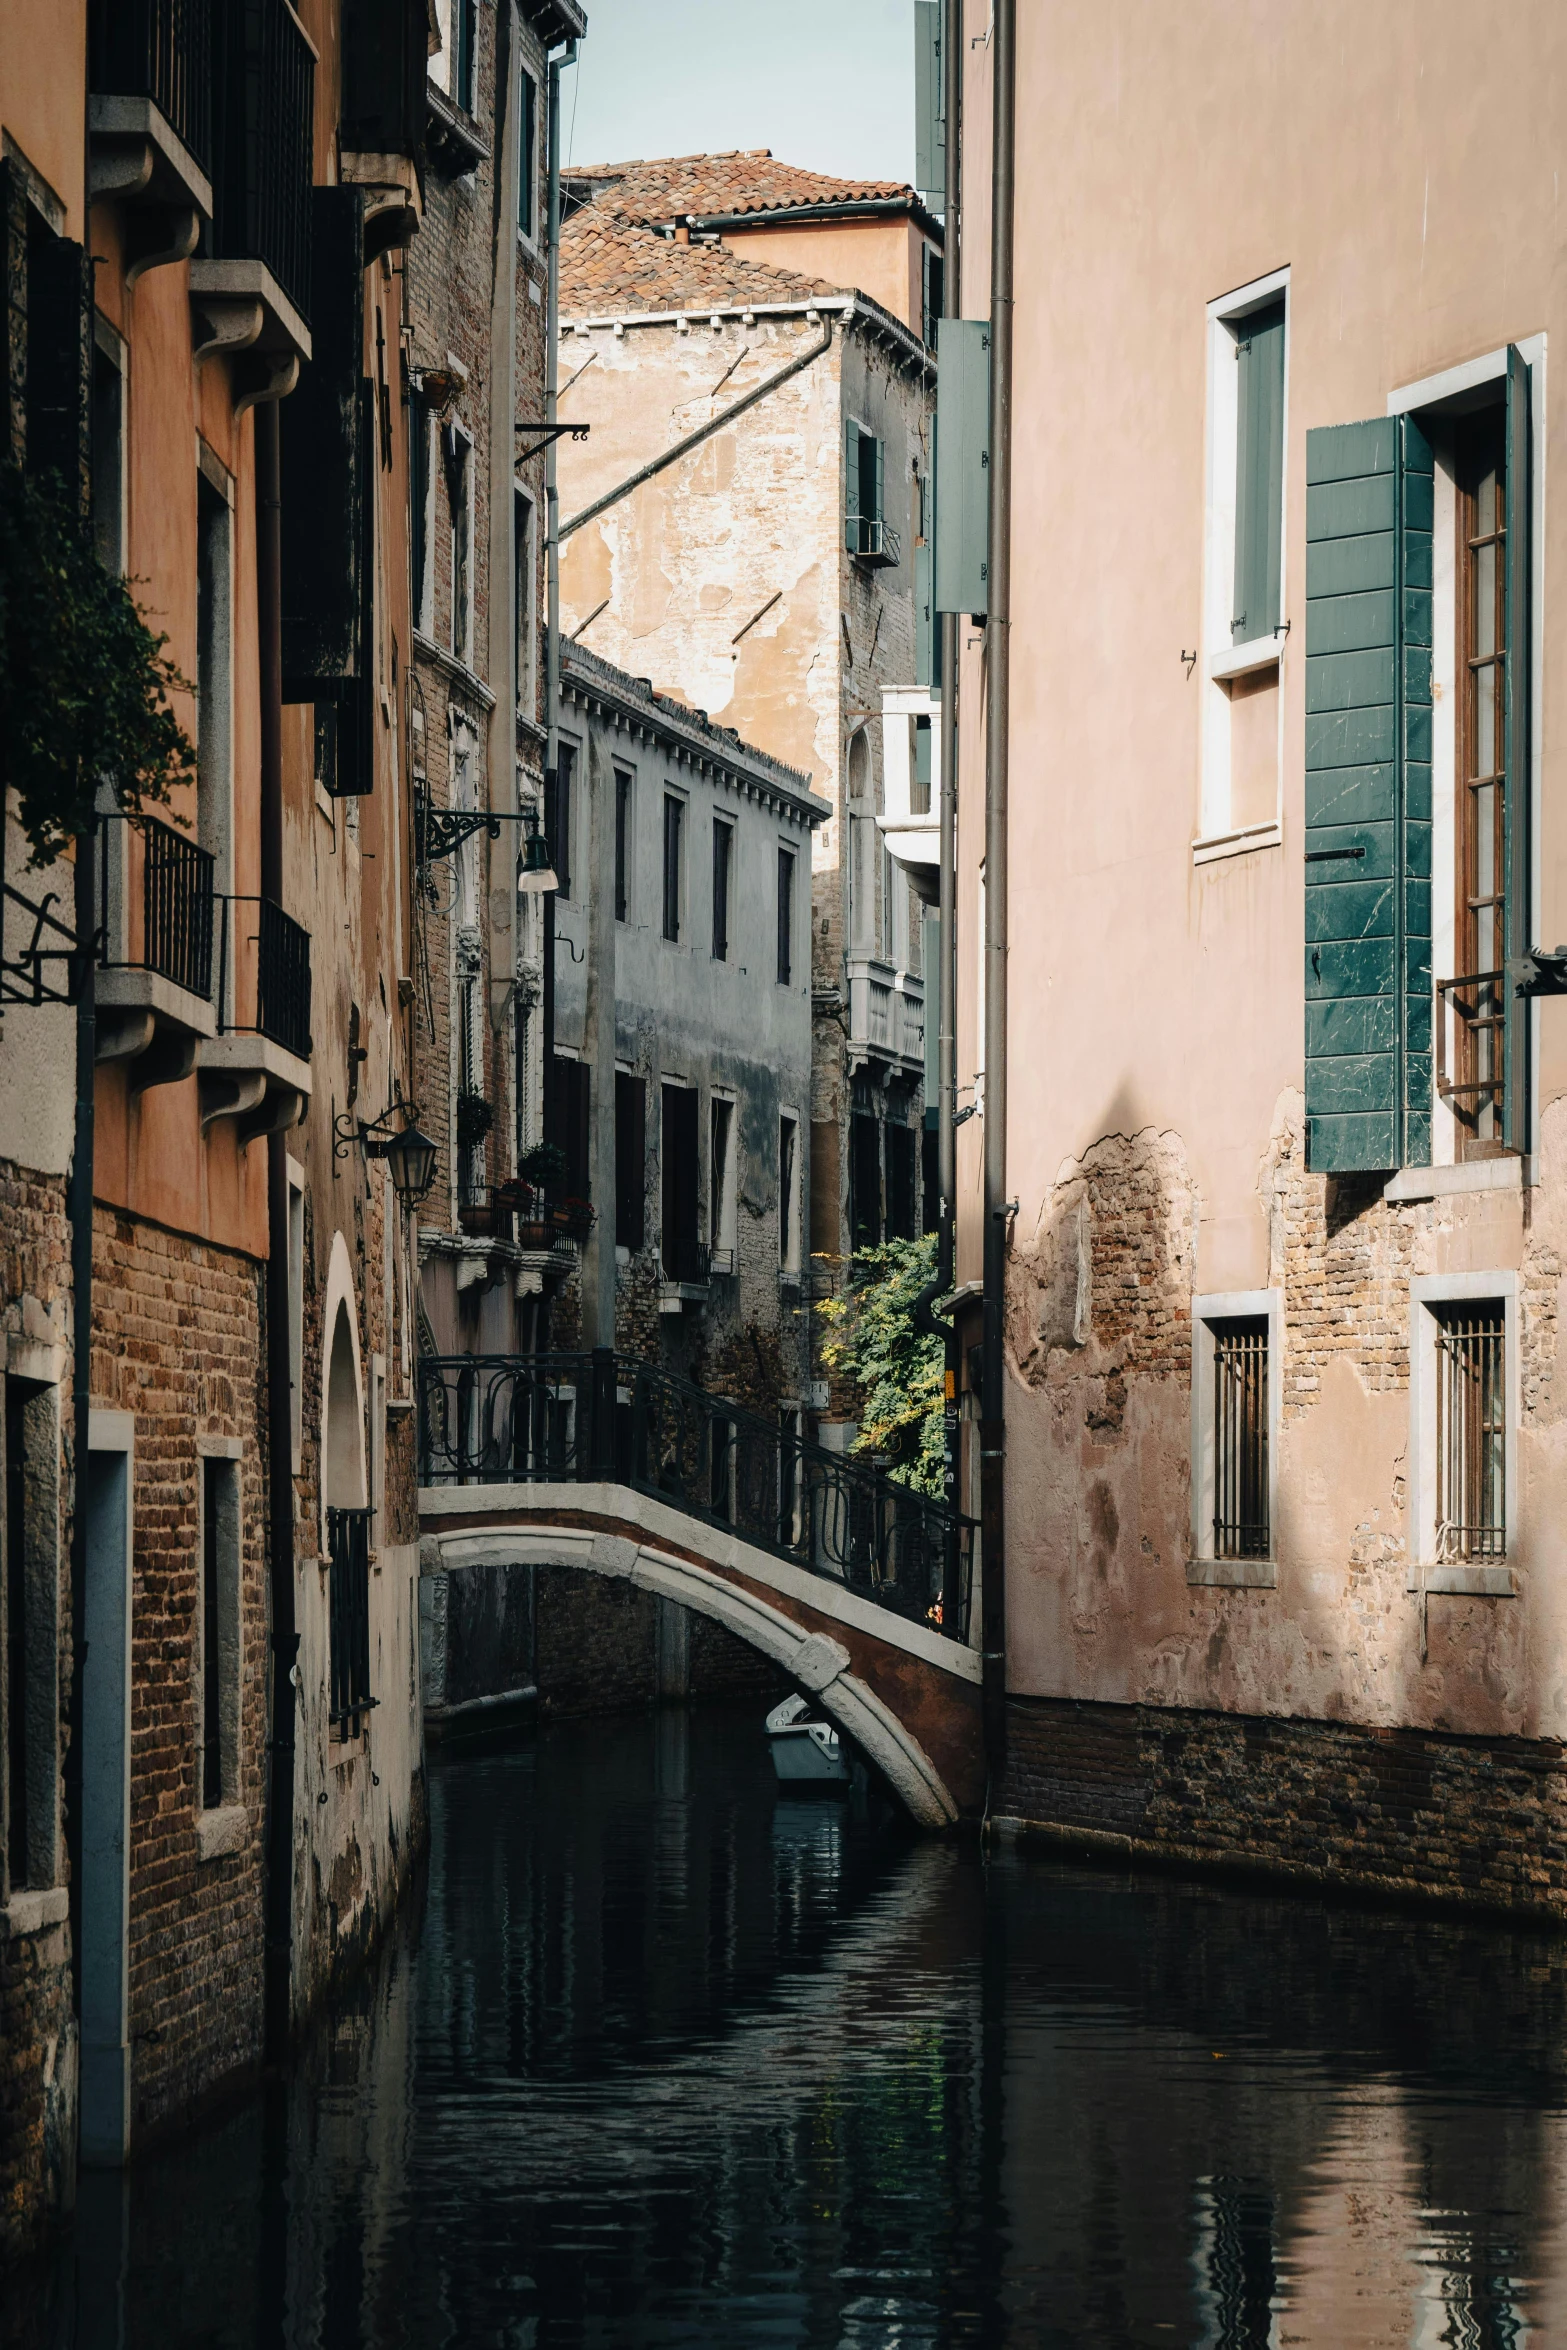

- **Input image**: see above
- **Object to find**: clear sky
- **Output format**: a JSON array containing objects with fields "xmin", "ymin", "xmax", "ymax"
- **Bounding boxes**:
[{"xmin": 561, "ymin": 0, "xmax": 917, "ymax": 186}]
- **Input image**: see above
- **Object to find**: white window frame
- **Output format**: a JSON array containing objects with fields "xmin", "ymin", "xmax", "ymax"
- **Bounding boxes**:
[
  {"xmin": 1188, "ymin": 1288, "xmax": 1282, "ymax": 1588},
  {"xmin": 514, "ymin": 482, "xmax": 536, "ymax": 712},
  {"xmin": 614, "ymin": 764, "xmax": 636, "ymax": 926},
  {"xmin": 779, "ymin": 1108, "xmax": 802, "ymax": 1279},
  {"xmin": 516, "ymin": 61, "xmax": 540, "ymax": 251},
  {"xmin": 1408, "ymin": 1270, "xmax": 1519, "ymax": 1595},
  {"xmin": 661, "ymin": 786, "xmax": 688, "ymax": 946},
  {"xmin": 196, "ymin": 440, "xmax": 236, "ymax": 900},
  {"xmin": 92, "ymin": 314, "xmax": 127, "ymax": 576},
  {"xmin": 709, "ymin": 1090, "xmax": 737, "ymax": 1269},
  {"xmin": 1387, "ymin": 336, "xmax": 1547, "ymax": 1178},
  {"xmin": 449, "ymin": 422, "xmax": 474, "ymax": 666},
  {"xmin": 415, "ymin": 410, "xmax": 437, "ymax": 638},
  {"xmin": 1197, "ymin": 266, "xmax": 1290, "ymax": 862},
  {"xmin": 193, "ymin": 1435, "xmax": 244, "ymax": 1835}
]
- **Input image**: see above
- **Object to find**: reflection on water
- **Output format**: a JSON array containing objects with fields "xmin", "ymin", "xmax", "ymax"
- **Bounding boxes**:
[{"xmin": 21, "ymin": 1703, "xmax": 1567, "ymax": 2348}]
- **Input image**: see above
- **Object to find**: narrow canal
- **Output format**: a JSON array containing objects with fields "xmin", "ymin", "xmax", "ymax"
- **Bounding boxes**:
[{"xmin": 26, "ymin": 1704, "xmax": 1567, "ymax": 2348}]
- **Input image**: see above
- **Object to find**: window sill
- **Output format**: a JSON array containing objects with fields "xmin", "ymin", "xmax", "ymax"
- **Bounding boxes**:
[
  {"xmin": 1406, "ymin": 1563, "xmax": 1516, "ymax": 1597},
  {"xmin": 196, "ymin": 1804, "xmax": 248, "ymax": 1862},
  {"xmin": 709, "ymin": 1248, "xmax": 734, "ymax": 1275},
  {"xmin": 1384, "ymin": 1158, "xmax": 1524, "ymax": 1203},
  {"xmin": 1186, "ymin": 1558, "xmax": 1277, "ymax": 1589},
  {"xmin": 1192, "ymin": 821, "xmax": 1282, "ymax": 867},
  {"xmin": 1209, "ymin": 630, "xmax": 1287, "ymax": 682},
  {"xmin": 1, "ymin": 1885, "xmax": 68, "ymax": 1939}
]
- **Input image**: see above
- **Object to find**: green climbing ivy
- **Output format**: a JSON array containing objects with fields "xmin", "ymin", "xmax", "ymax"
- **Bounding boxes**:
[
  {"xmin": 0, "ymin": 461, "xmax": 195, "ymax": 860},
  {"xmin": 817, "ymin": 1233, "xmax": 946, "ymax": 1498}
]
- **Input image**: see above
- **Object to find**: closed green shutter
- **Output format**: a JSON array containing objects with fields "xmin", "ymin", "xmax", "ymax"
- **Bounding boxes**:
[
  {"xmin": 914, "ymin": 1, "xmax": 945, "ymax": 211},
  {"xmin": 1233, "ymin": 299, "xmax": 1286, "ymax": 644},
  {"xmin": 934, "ymin": 319, "xmax": 990, "ymax": 614},
  {"xmin": 1503, "ymin": 346, "xmax": 1532, "ymax": 1151},
  {"xmin": 1303, "ymin": 413, "xmax": 1432, "ymax": 1171},
  {"xmin": 844, "ymin": 417, "xmax": 861, "ymax": 552}
]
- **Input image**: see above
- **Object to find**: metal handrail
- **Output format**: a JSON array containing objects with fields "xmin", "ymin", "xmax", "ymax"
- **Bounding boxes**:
[
  {"xmin": 1, "ymin": 876, "xmax": 77, "ymax": 1007},
  {"xmin": 417, "ymin": 1351, "xmax": 974, "ymax": 1642},
  {"xmin": 99, "ymin": 811, "xmax": 215, "ymax": 999},
  {"xmin": 1436, "ymin": 968, "xmax": 1506, "ymax": 1107}
]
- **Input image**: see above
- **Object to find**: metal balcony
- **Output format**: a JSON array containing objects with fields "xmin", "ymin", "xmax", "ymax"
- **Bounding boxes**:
[
  {"xmin": 194, "ymin": 0, "xmax": 315, "ymax": 379},
  {"xmin": 89, "ymin": 0, "xmax": 212, "ymax": 175},
  {"xmin": 847, "ymin": 516, "xmax": 902, "ymax": 570}
]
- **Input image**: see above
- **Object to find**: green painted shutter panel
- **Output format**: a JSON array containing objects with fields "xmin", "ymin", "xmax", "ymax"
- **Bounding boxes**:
[
  {"xmin": 1304, "ymin": 413, "xmax": 1432, "ymax": 1171},
  {"xmin": 914, "ymin": 540, "xmax": 933, "ymax": 686},
  {"xmin": 1502, "ymin": 346, "xmax": 1532, "ymax": 1152},
  {"xmin": 844, "ymin": 417, "xmax": 861, "ymax": 553},
  {"xmin": 914, "ymin": 2, "xmax": 945, "ymax": 210},
  {"xmin": 1233, "ymin": 299, "xmax": 1285, "ymax": 643},
  {"xmin": 934, "ymin": 318, "xmax": 989, "ymax": 614}
]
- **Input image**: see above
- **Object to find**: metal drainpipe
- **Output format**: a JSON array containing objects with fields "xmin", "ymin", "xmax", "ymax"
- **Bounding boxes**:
[
  {"xmin": 980, "ymin": 0, "xmax": 1016, "ymax": 1784},
  {"xmin": 939, "ymin": 0, "xmax": 963, "ymax": 1607},
  {"xmin": 539, "ymin": 40, "xmax": 572, "ymax": 1307},
  {"xmin": 258, "ymin": 401, "xmax": 298, "ymax": 2065},
  {"xmin": 65, "ymin": 817, "xmax": 94, "ymax": 2019}
]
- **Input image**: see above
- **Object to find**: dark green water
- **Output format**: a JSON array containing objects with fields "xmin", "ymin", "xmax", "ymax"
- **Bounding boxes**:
[{"xmin": 20, "ymin": 1704, "xmax": 1567, "ymax": 2347}]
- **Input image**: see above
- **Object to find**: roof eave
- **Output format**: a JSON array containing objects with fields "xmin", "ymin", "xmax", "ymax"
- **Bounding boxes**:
[
  {"xmin": 522, "ymin": 0, "xmax": 587, "ymax": 45},
  {"xmin": 689, "ymin": 195, "xmax": 943, "ymax": 244}
]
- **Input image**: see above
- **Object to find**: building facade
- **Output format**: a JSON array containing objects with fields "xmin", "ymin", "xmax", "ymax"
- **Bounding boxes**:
[
  {"xmin": 952, "ymin": 1, "xmax": 1567, "ymax": 1912},
  {"xmin": 0, "ymin": 0, "xmax": 446, "ymax": 2258},
  {"xmin": 407, "ymin": 0, "xmax": 586, "ymax": 1367},
  {"xmin": 552, "ymin": 155, "xmax": 941, "ymax": 1435},
  {"xmin": 550, "ymin": 642, "xmax": 825, "ymax": 1403}
]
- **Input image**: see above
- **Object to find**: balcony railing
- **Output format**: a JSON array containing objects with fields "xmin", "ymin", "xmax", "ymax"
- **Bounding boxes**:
[
  {"xmin": 418, "ymin": 1351, "xmax": 974, "ymax": 1642},
  {"xmin": 661, "ymin": 1232, "xmax": 710, "ymax": 1287},
  {"xmin": 89, "ymin": 0, "xmax": 212, "ymax": 174},
  {"xmin": 456, "ymin": 1184, "xmax": 592, "ymax": 1247},
  {"xmin": 217, "ymin": 896, "xmax": 313, "ymax": 1060},
  {"xmin": 326, "ymin": 1504, "xmax": 375, "ymax": 1730},
  {"xmin": 100, "ymin": 813, "xmax": 215, "ymax": 999},
  {"xmin": 210, "ymin": 0, "xmax": 314, "ymax": 323},
  {"xmin": 847, "ymin": 516, "xmax": 902, "ymax": 569}
]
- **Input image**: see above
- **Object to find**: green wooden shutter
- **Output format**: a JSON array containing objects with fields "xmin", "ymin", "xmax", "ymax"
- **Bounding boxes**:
[
  {"xmin": 934, "ymin": 319, "xmax": 990, "ymax": 614},
  {"xmin": 845, "ymin": 417, "xmax": 861, "ymax": 552},
  {"xmin": 914, "ymin": 1, "xmax": 945, "ymax": 210},
  {"xmin": 1303, "ymin": 413, "xmax": 1432, "ymax": 1171},
  {"xmin": 1503, "ymin": 346, "xmax": 1532, "ymax": 1151},
  {"xmin": 1233, "ymin": 299, "xmax": 1286, "ymax": 643},
  {"xmin": 871, "ymin": 431, "xmax": 885, "ymax": 533}
]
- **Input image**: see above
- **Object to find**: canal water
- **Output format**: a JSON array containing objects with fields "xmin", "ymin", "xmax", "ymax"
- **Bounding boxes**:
[{"xmin": 20, "ymin": 1703, "xmax": 1567, "ymax": 2348}]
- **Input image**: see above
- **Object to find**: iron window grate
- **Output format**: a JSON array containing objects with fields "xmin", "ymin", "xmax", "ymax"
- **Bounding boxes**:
[
  {"xmin": 1213, "ymin": 1316, "xmax": 1269, "ymax": 1560},
  {"xmin": 1435, "ymin": 1305, "xmax": 1506, "ymax": 1561}
]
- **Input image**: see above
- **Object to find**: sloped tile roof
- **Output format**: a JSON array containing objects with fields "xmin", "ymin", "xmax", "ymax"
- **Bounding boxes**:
[
  {"xmin": 565, "ymin": 149, "xmax": 922, "ymax": 225},
  {"xmin": 559, "ymin": 209, "xmax": 841, "ymax": 317}
]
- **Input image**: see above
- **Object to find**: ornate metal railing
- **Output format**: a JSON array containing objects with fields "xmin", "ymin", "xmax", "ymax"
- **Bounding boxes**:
[
  {"xmin": 99, "ymin": 812, "xmax": 215, "ymax": 998},
  {"xmin": 455, "ymin": 1185, "xmax": 593, "ymax": 1247},
  {"xmin": 418, "ymin": 1352, "xmax": 973, "ymax": 1643},
  {"xmin": 89, "ymin": 0, "xmax": 213, "ymax": 174},
  {"xmin": 326, "ymin": 1504, "xmax": 375, "ymax": 1729},
  {"xmin": 1, "ymin": 874, "xmax": 77, "ymax": 1006},
  {"xmin": 218, "ymin": 895, "xmax": 312, "ymax": 1059}
]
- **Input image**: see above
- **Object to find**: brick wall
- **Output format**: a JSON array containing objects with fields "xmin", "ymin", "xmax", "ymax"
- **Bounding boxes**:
[
  {"xmin": 532, "ymin": 1565, "xmax": 788, "ymax": 1718},
  {"xmin": 91, "ymin": 1208, "xmax": 269, "ymax": 2136},
  {"xmin": 1000, "ymin": 1692, "xmax": 1567, "ymax": 1922}
]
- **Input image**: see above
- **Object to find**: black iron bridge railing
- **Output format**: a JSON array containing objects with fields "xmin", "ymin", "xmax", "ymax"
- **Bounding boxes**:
[{"xmin": 418, "ymin": 1352, "xmax": 973, "ymax": 1644}]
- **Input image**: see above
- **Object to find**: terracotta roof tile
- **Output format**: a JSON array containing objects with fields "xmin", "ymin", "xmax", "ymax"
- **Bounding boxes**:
[
  {"xmin": 559, "ymin": 210, "xmax": 840, "ymax": 317},
  {"xmin": 565, "ymin": 149, "xmax": 922, "ymax": 225}
]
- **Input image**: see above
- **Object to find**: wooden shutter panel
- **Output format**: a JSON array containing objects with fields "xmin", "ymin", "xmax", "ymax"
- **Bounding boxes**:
[
  {"xmin": 616, "ymin": 1072, "xmax": 646, "ymax": 1248},
  {"xmin": 24, "ymin": 218, "xmax": 91, "ymax": 516},
  {"xmin": 281, "ymin": 187, "xmax": 366, "ymax": 700},
  {"xmin": 934, "ymin": 320, "xmax": 990, "ymax": 615},
  {"xmin": 914, "ymin": 1, "xmax": 944, "ymax": 209},
  {"xmin": 1303, "ymin": 414, "xmax": 1431, "ymax": 1171},
  {"xmin": 340, "ymin": 0, "xmax": 427, "ymax": 158},
  {"xmin": 844, "ymin": 418, "xmax": 861, "ymax": 552},
  {"xmin": 1502, "ymin": 346, "xmax": 1532, "ymax": 1152},
  {"xmin": 1233, "ymin": 299, "xmax": 1285, "ymax": 644}
]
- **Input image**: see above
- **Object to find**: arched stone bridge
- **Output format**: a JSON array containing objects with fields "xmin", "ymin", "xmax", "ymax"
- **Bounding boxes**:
[{"xmin": 417, "ymin": 1354, "xmax": 983, "ymax": 1828}]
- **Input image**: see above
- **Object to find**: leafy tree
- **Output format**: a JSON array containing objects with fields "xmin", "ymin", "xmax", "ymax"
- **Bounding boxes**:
[
  {"xmin": 817, "ymin": 1233, "xmax": 945, "ymax": 1496},
  {"xmin": 0, "ymin": 461, "xmax": 194, "ymax": 861}
]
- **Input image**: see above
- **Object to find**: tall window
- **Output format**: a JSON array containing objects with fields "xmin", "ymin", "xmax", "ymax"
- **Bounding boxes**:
[
  {"xmin": 776, "ymin": 847, "xmax": 795, "ymax": 985},
  {"xmin": 779, "ymin": 1115, "xmax": 800, "ymax": 1274},
  {"xmin": 661, "ymin": 1084, "xmax": 702, "ymax": 1281},
  {"xmin": 1450, "ymin": 409, "xmax": 1508, "ymax": 1153},
  {"xmin": 457, "ymin": 975, "xmax": 484, "ymax": 1203},
  {"xmin": 200, "ymin": 1455, "xmax": 240, "ymax": 1811},
  {"xmin": 710, "ymin": 1096, "xmax": 735, "ymax": 1259},
  {"xmin": 1231, "ymin": 298, "xmax": 1285, "ymax": 645},
  {"xmin": 712, "ymin": 819, "xmax": 732, "ymax": 961},
  {"xmin": 91, "ymin": 330, "xmax": 125, "ymax": 574},
  {"xmin": 514, "ymin": 488, "xmax": 535, "ymax": 711},
  {"xmin": 614, "ymin": 770, "xmax": 632, "ymax": 922},
  {"xmin": 454, "ymin": 0, "xmax": 476, "ymax": 111},
  {"xmin": 885, "ymin": 1121, "xmax": 916, "ymax": 1240},
  {"xmin": 5, "ymin": 1381, "xmax": 29, "ymax": 1893},
  {"xmin": 548, "ymin": 742, "xmax": 574, "ymax": 901},
  {"xmin": 615, "ymin": 1071, "xmax": 646, "ymax": 1248},
  {"xmin": 447, "ymin": 426, "xmax": 472, "ymax": 663},
  {"xmin": 662, "ymin": 795, "xmax": 684, "ymax": 943},
  {"xmin": 1435, "ymin": 1305, "xmax": 1506, "ymax": 1561},
  {"xmin": 1212, "ymin": 1318, "xmax": 1269, "ymax": 1561},
  {"xmin": 410, "ymin": 392, "xmax": 431, "ymax": 632},
  {"xmin": 518, "ymin": 67, "xmax": 538, "ymax": 239},
  {"xmin": 850, "ymin": 1112, "xmax": 881, "ymax": 1249},
  {"xmin": 196, "ymin": 465, "xmax": 233, "ymax": 890},
  {"xmin": 845, "ymin": 421, "xmax": 888, "ymax": 561}
]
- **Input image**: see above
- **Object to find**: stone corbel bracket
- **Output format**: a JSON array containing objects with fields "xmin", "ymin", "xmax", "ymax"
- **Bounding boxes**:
[
  {"xmin": 88, "ymin": 96, "xmax": 211, "ymax": 288},
  {"xmin": 189, "ymin": 258, "xmax": 311, "ymax": 415}
]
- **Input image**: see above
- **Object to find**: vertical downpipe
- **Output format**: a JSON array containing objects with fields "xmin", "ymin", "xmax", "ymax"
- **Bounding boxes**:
[
  {"xmin": 66, "ymin": 818, "xmax": 95, "ymax": 2015},
  {"xmin": 938, "ymin": 0, "xmax": 963, "ymax": 1614},
  {"xmin": 980, "ymin": 0, "xmax": 1016, "ymax": 1784},
  {"xmin": 258, "ymin": 402, "xmax": 298, "ymax": 2064}
]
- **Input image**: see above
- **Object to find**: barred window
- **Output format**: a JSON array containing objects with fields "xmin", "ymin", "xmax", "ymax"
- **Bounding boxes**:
[
  {"xmin": 1212, "ymin": 1317, "xmax": 1269, "ymax": 1560},
  {"xmin": 1435, "ymin": 1304, "xmax": 1506, "ymax": 1560}
]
